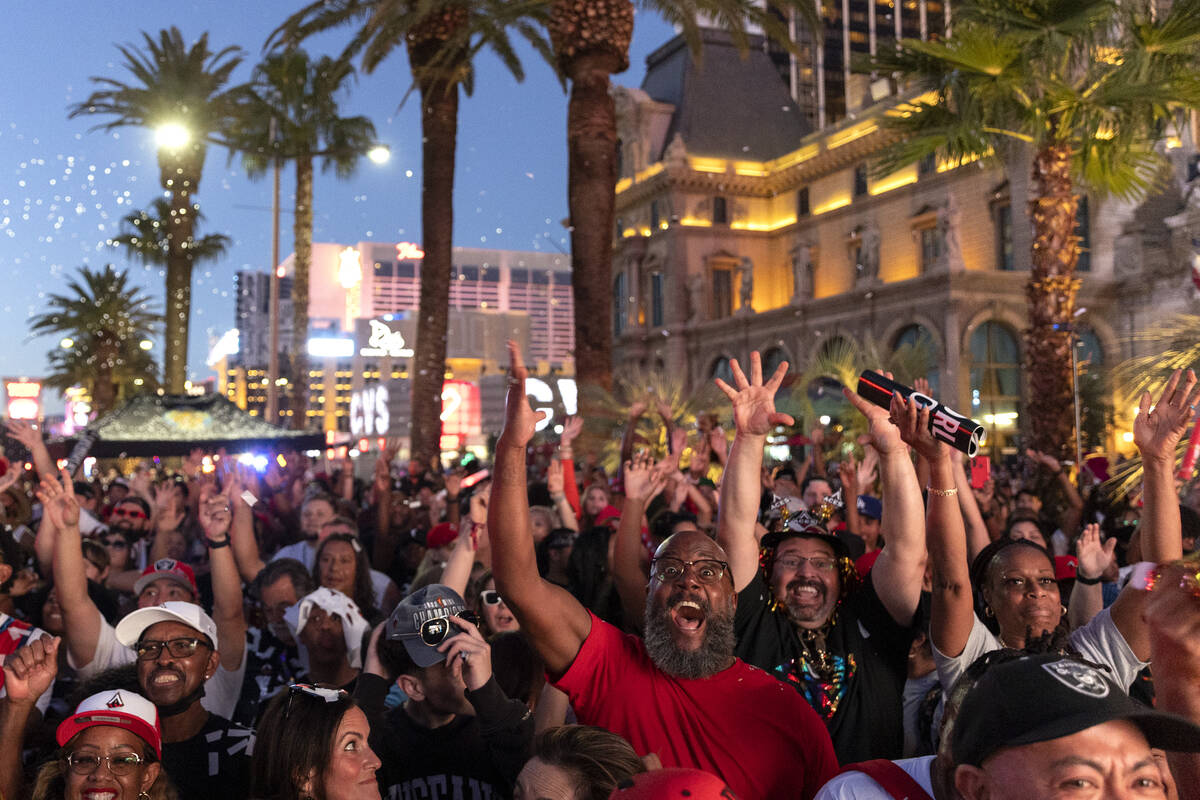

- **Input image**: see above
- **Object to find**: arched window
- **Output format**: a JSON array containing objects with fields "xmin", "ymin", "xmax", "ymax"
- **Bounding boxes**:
[
  {"xmin": 969, "ymin": 321, "xmax": 1021, "ymax": 452},
  {"xmin": 1075, "ymin": 325, "xmax": 1104, "ymax": 369},
  {"xmin": 763, "ymin": 346, "xmax": 791, "ymax": 377},
  {"xmin": 893, "ymin": 324, "xmax": 939, "ymax": 396},
  {"xmin": 711, "ymin": 356, "xmax": 734, "ymax": 386}
]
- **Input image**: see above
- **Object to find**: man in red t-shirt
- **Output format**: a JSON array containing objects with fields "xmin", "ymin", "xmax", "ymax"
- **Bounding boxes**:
[{"xmin": 489, "ymin": 342, "xmax": 838, "ymax": 800}]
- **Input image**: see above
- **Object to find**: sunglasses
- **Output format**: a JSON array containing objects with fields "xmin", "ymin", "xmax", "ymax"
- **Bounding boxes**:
[
  {"xmin": 102, "ymin": 538, "xmax": 129, "ymax": 549},
  {"xmin": 111, "ymin": 507, "xmax": 147, "ymax": 519},
  {"xmin": 402, "ymin": 612, "xmax": 478, "ymax": 647},
  {"xmin": 284, "ymin": 683, "xmax": 348, "ymax": 720},
  {"xmin": 480, "ymin": 590, "xmax": 504, "ymax": 606}
]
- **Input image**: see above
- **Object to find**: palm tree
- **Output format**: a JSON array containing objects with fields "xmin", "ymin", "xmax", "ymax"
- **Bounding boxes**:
[
  {"xmin": 269, "ymin": 0, "xmax": 552, "ymax": 462},
  {"xmin": 865, "ymin": 0, "xmax": 1200, "ymax": 457},
  {"xmin": 231, "ymin": 49, "xmax": 379, "ymax": 429},
  {"xmin": 30, "ymin": 266, "xmax": 162, "ymax": 418},
  {"xmin": 111, "ymin": 196, "xmax": 232, "ymax": 272},
  {"xmin": 69, "ymin": 27, "xmax": 250, "ymax": 394}
]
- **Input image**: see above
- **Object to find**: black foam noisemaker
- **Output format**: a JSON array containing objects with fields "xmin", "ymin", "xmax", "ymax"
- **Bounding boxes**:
[{"xmin": 856, "ymin": 370, "xmax": 986, "ymax": 457}]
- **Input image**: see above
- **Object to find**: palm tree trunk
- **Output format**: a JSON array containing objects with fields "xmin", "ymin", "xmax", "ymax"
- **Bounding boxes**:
[
  {"xmin": 163, "ymin": 186, "xmax": 195, "ymax": 395},
  {"xmin": 1025, "ymin": 142, "xmax": 1081, "ymax": 458},
  {"xmin": 291, "ymin": 156, "xmax": 315, "ymax": 430},
  {"xmin": 565, "ymin": 50, "xmax": 624, "ymax": 396},
  {"xmin": 408, "ymin": 55, "xmax": 459, "ymax": 468},
  {"xmin": 93, "ymin": 334, "xmax": 119, "ymax": 418}
]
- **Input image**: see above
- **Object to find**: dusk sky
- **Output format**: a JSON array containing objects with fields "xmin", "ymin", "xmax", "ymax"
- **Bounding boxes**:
[{"xmin": 0, "ymin": 2, "xmax": 675, "ymax": 408}]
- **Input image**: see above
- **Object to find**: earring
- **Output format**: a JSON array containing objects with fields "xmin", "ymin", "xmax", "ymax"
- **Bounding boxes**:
[
  {"xmin": 139, "ymin": 792, "xmax": 151, "ymax": 800},
  {"xmin": 1060, "ymin": 605, "xmax": 1067, "ymax": 618},
  {"xmin": 983, "ymin": 606, "xmax": 994, "ymax": 618}
]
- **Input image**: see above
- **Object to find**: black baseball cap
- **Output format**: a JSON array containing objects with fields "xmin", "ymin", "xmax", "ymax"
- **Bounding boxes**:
[
  {"xmin": 952, "ymin": 655, "xmax": 1200, "ymax": 767},
  {"xmin": 385, "ymin": 584, "xmax": 468, "ymax": 668}
]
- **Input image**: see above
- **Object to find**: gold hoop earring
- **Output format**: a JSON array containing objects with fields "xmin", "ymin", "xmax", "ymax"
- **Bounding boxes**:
[
  {"xmin": 139, "ymin": 792, "xmax": 151, "ymax": 800},
  {"xmin": 984, "ymin": 606, "xmax": 994, "ymax": 618},
  {"xmin": 1060, "ymin": 605, "xmax": 1067, "ymax": 618}
]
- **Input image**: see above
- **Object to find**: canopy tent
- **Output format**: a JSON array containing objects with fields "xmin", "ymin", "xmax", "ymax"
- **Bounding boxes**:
[{"xmin": 49, "ymin": 394, "xmax": 325, "ymax": 458}]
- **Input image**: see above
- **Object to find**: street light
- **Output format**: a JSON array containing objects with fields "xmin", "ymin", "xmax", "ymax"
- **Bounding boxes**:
[
  {"xmin": 367, "ymin": 144, "xmax": 391, "ymax": 165},
  {"xmin": 60, "ymin": 337, "xmax": 74, "ymax": 349},
  {"xmin": 154, "ymin": 122, "xmax": 190, "ymax": 151},
  {"xmin": 139, "ymin": 339, "xmax": 153, "ymax": 351}
]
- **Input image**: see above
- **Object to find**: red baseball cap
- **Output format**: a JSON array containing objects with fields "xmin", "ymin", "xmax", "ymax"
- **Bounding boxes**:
[
  {"xmin": 134, "ymin": 558, "xmax": 198, "ymax": 599},
  {"xmin": 56, "ymin": 689, "xmax": 162, "ymax": 758},
  {"xmin": 594, "ymin": 506, "xmax": 621, "ymax": 527},
  {"xmin": 609, "ymin": 768, "xmax": 739, "ymax": 799},
  {"xmin": 426, "ymin": 522, "xmax": 457, "ymax": 550}
]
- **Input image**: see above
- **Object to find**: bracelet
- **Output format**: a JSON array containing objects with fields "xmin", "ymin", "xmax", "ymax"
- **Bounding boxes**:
[
  {"xmin": 926, "ymin": 486, "xmax": 958, "ymax": 497},
  {"xmin": 1075, "ymin": 573, "xmax": 1102, "ymax": 585},
  {"xmin": 550, "ymin": 493, "xmax": 566, "ymax": 501},
  {"xmin": 206, "ymin": 538, "xmax": 230, "ymax": 549}
]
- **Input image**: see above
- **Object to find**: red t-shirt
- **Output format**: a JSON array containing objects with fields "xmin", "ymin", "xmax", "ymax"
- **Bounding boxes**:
[{"xmin": 553, "ymin": 613, "xmax": 839, "ymax": 800}]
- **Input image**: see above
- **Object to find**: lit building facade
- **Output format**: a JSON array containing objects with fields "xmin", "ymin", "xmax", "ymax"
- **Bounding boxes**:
[
  {"xmin": 612, "ymin": 29, "xmax": 1200, "ymax": 457},
  {"xmin": 220, "ymin": 242, "xmax": 575, "ymax": 454}
]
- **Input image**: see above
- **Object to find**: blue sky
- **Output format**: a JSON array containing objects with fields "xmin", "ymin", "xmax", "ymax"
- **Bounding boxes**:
[{"xmin": 0, "ymin": 2, "xmax": 675, "ymax": 407}]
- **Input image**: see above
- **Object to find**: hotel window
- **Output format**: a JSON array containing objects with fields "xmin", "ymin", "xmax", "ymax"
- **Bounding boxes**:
[
  {"xmin": 853, "ymin": 165, "xmax": 869, "ymax": 198},
  {"xmin": 650, "ymin": 200, "xmax": 661, "ymax": 231},
  {"xmin": 970, "ymin": 321, "xmax": 1022, "ymax": 454},
  {"xmin": 711, "ymin": 265, "xmax": 734, "ymax": 319},
  {"xmin": 613, "ymin": 272, "xmax": 628, "ymax": 336},
  {"xmin": 650, "ymin": 272, "xmax": 665, "ymax": 328},
  {"xmin": 797, "ymin": 186, "xmax": 810, "ymax": 218},
  {"xmin": 918, "ymin": 152, "xmax": 937, "ymax": 177},
  {"xmin": 1075, "ymin": 196, "xmax": 1091, "ymax": 272},
  {"xmin": 713, "ymin": 196, "xmax": 729, "ymax": 226},
  {"xmin": 994, "ymin": 201, "xmax": 1015, "ymax": 270}
]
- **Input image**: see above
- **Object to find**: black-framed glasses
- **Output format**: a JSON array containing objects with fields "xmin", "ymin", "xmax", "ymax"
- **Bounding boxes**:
[
  {"xmin": 65, "ymin": 752, "xmax": 145, "ymax": 776},
  {"xmin": 284, "ymin": 683, "xmax": 348, "ymax": 720},
  {"xmin": 650, "ymin": 557, "xmax": 729, "ymax": 585},
  {"xmin": 102, "ymin": 538, "xmax": 130, "ymax": 549},
  {"xmin": 480, "ymin": 590, "xmax": 503, "ymax": 606},
  {"xmin": 134, "ymin": 637, "xmax": 209, "ymax": 661}
]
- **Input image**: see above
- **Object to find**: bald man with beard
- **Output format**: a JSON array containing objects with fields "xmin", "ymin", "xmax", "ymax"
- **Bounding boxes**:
[{"xmin": 488, "ymin": 342, "xmax": 837, "ymax": 800}]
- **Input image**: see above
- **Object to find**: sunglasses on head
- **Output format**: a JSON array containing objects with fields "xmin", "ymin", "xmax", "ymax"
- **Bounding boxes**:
[
  {"xmin": 401, "ymin": 612, "xmax": 478, "ymax": 647},
  {"xmin": 284, "ymin": 683, "xmax": 348, "ymax": 719},
  {"xmin": 111, "ymin": 507, "xmax": 147, "ymax": 519}
]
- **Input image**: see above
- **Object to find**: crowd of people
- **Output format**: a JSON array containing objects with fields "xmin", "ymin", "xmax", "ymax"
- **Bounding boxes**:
[{"xmin": 2, "ymin": 343, "xmax": 1200, "ymax": 800}]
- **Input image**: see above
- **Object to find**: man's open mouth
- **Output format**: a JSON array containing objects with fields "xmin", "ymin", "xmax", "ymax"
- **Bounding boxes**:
[{"xmin": 670, "ymin": 599, "xmax": 707, "ymax": 632}]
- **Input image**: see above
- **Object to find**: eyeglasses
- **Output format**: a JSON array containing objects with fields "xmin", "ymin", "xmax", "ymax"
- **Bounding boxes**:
[
  {"xmin": 102, "ymin": 538, "xmax": 129, "ymax": 549},
  {"xmin": 650, "ymin": 557, "xmax": 729, "ymax": 584},
  {"xmin": 134, "ymin": 637, "xmax": 209, "ymax": 661},
  {"xmin": 284, "ymin": 683, "xmax": 348, "ymax": 720},
  {"xmin": 65, "ymin": 752, "xmax": 146, "ymax": 776},
  {"xmin": 400, "ymin": 612, "xmax": 478, "ymax": 647},
  {"xmin": 111, "ymin": 507, "xmax": 147, "ymax": 519},
  {"xmin": 775, "ymin": 555, "xmax": 839, "ymax": 573},
  {"xmin": 480, "ymin": 590, "xmax": 503, "ymax": 606}
]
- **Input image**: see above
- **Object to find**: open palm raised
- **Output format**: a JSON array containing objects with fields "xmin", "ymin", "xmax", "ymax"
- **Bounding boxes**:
[{"xmin": 715, "ymin": 352, "xmax": 794, "ymax": 437}]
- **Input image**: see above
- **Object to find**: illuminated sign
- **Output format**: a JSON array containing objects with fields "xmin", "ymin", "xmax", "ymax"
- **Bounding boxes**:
[
  {"xmin": 396, "ymin": 242, "xmax": 425, "ymax": 260},
  {"xmin": 5, "ymin": 379, "xmax": 42, "ymax": 421},
  {"xmin": 206, "ymin": 328, "xmax": 239, "ymax": 367},
  {"xmin": 525, "ymin": 378, "xmax": 578, "ymax": 432},
  {"xmin": 349, "ymin": 384, "xmax": 389, "ymax": 437},
  {"xmin": 360, "ymin": 319, "xmax": 414, "ymax": 358},
  {"xmin": 337, "ymin": 247, "xmax": 362, "ymax": 289},
  {"xmin": 440, "ymin": 380, "xmax": 481, "ymax": 437},
  {"xmin": 307, "ymin": 338, "xmax": 356, "ymax": 359}
]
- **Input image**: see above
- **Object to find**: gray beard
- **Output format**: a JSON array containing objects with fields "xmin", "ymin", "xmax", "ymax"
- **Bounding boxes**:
[{"xmin": 642, "ymin": 593, "xmax": 736, "ymax": 680}]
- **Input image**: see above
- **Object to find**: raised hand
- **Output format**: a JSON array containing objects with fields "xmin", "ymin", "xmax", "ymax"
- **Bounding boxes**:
[
  {"xmin": 1135, "ymin": 369, "xmax": 1200, "ymax": 465},
  {"xmin": 499, "ymin": 340, "xmax": 546, "ymax": 448},
  {"xmin": 546, "ymin": 459, "xmax": 565, "ymax": 496},
  {"xmin": 198, "ymin": 485, "xmax": 232, "ymax": 543},
  {"xmin": 715, "ymin": 351, "xmax": 794, "ymax": 438},
  {"xmin": 844, "ymin": 378, "xmax": 915, "ymax": 459},
  {"xmin": 440, "ymin": 615, "xmax": 493, "ymax": 692},
  {"xmin": 1075, "ymin": 523, "xmax": 1116, "ymax": 580},
  {"xmin": 5, "ymin": 420, "xmax": 43, "ymax": 453},
  {"xmin": 560, "ymin": 415, "xmax": 584, "ymax": 447},
  {"xmin": 628, "ymin": 399, "xmax": 649, "ymax": 421},
  {"xmin": 1026, "ymin": 449, "xmax": 1063, "ymax": 474},
  {"xmin": 624, "ymin": 451, "xmax": 667, "ymax": 503},
  {"xmin": 838, "ymin": 454, "xmax": 860, "ymax": 497},
  {"xmin": 3, "ymin": 636, "xmax": 60, "ymax": 705},
  {"xmin": 654, "ymin": 395, "xmax": 673, "ymax": 422},
  {"xmin": 36, "ymin": 469, "xmax": 80, "ymax": 531}
]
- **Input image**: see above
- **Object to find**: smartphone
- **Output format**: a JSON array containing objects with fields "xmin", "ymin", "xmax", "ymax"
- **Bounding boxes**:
[{"xmin": 970, "ymin": 455, "xmax": 991, "ymax": 490}]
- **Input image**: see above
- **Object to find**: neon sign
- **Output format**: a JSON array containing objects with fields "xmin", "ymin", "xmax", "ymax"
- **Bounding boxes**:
[
  {"xmin": 359, "ymin": 319, "xmax": 414, "ymax": 358},
  {"xmin": 396, "ymin": 242, "xmax": 425, "ymax": 260}
]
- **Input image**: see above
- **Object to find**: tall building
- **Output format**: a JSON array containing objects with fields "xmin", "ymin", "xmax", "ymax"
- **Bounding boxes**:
[
  {"xmin": 611, "ymin": 28, "xmax": 1199, "ymax": 458},
  {"xmin": 234, "ymin": 271, "xmax": 294, "ymax": 367}
]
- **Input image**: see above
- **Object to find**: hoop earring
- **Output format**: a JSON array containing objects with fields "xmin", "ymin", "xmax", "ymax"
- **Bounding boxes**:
[
  {"xmin": 139, "ymin": 792, "xmax": 151, "ymax": 800},
  {"xmin": 984, "ymin": 606, "xmax": 994, "ymax": 618},
  {"xmin": 1060, "ymin": 605, "xmax": 1067, "ymax": 618}
]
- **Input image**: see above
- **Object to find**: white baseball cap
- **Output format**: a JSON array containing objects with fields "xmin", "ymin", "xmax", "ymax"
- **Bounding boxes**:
[
  {"xmin": 284, "ymin": 587, "xmax": 369, "ymax": 669},
  {"xmin": 57, "ymin": 689, "xmax": 162, "ymax": 757},
  {"xmin": 115, "ymin": 601, "xmax": 219, "ymax": 652}
]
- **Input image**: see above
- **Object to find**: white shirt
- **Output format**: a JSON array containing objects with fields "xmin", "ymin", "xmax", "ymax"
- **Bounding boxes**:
[{"xmin": 272, "ymin": 539, "xmax": 395, "ymax": 610}]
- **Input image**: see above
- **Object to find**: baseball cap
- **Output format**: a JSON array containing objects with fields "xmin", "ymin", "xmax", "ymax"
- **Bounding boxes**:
[
  {"xmin": 56, "ymin": 689, "xmax": 162, "ymax": 758},
  {"xmin": 856, "ymin": 495, "xmax": 882, "ymax": 520},
  {"xmin": 609, "ymin": 768, "xmax": 739, "ymax": 799},
  {"xmin": 1054, "ymin": 555, "xmax": 1078, "ymax": 581},
  {"xmin": 284, "ymin": 587, "xmax": 370, "ymax": 669},
  {"xmin": 134, "ymin": 558, "xmax": 198, "ymax": 599},
  {"xmin": 385, "ymin": 584, "xmax": 468, "ymax": 668},
  {"xmin": 425, "ymin": 522, "xmax": 457, "ymax": 550},
  {"xmin": 952, "ymin": 654, "xmax": 1200, "ymax": 767},
  {"xmin": 115, "ymin": 601, "xmax": 219, "ymax": 652},
  {"xmin": 594, "ymin": 506, "xmax": 621, "ymax": 527}
]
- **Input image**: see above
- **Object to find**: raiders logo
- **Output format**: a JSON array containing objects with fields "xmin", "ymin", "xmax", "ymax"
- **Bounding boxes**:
[
  {"xmin": 154, "ymin": 558, "xmax": 177, "ymax": 571},
  {"xmin": 106, "ymin": 692, "xmax": 125, "ymax": 709},
  {"xmin": 1042, "ymin": 660, "xmax": 1110, "ymax": 698}
]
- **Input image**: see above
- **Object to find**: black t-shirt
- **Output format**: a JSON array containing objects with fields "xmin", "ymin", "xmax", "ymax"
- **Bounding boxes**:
[
  {"xmin": 161, "ymin": 713, "xmax": 254, "ymax": 800},
  {"xmin": 230, "ymin": 626, "xmax": 307, "ymax": 728},
  {"xmin": 733, "ymin": 571, "xmax": 913, "ymax": 763}
]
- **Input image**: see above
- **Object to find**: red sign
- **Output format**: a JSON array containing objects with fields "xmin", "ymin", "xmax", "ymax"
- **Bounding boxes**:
[{"xmin": 440, "ymin": 380, "xmax": 481, "ymax": 438}]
